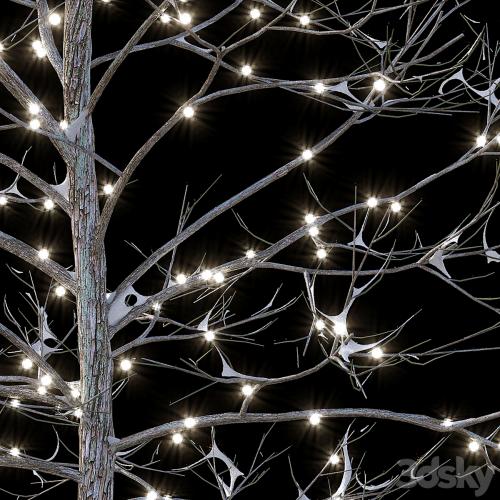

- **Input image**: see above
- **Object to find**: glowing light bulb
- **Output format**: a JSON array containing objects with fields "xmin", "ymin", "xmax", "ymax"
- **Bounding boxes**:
[
  {"xmin": 201, "ymin": 269, "xmax": 213, "ymax": 280},
  {"xmin": 367, "ymin": 197, "xmax": 378, "ymax": 208},
  {"xmin": 10, "ymin": 447, "xmax": 20, "ymax": 457},
  {"xmin": 315, "ymin": 319, "xmax": 325, "ymax": 331},
  {"xmin": 38, "ymin": 248, "xmax": 50, "ymax": 260},
  {"xmin": 44, "ymin": 199, "xmax": 55, "ymax": 210},
  {"xmin": 316, "ymin": 248, "xmax": 327, "ymax": 259},
  {"xmin": 299, "ymin": 15, "xmax": 310, "ymax": 26},
  {"xmin": 468, "ymin": 440, "xmax": 480, "ymax": 452},
  {"xmin": 74, "ymin": 408, "xmax": 83, "ymax": 418},
  {"xmin": 101, "ymin": 0, "xmax": 111, "ymax": 3},
  {"xmin": 11, "ymin": 399, "xmax": 20, "ymax": 408},
  {"xmin": 48, "ymin": 13, "xmax": 62, "ymax": 26},
  {"xmin": 314, "ymin": 82, "xmax": 325, "ymax": 94},
  {"xmin": 241, "ymin": 64, "xmax": 252, "ymax": 76},
  {"xmin": 390, "ymin": 201, "xmax": 402, "ymax": 213},
  {"xmin": 476, "ymin": 135, "xmax": 487, "ymax": 147},
  {"xmin": 152, "ymin": 302, "xmax": 161, "ymax": 312},
  {"xmin": 373, "ymin": 78, "xmax": 386, "ymax": 92},
  {"xmin": 71, "ymin": 388, "xmax": 80, "ymax": 399},
  {"xmin": 184, "ymin": 417, "xmax": 197, "ymax": 428},
  {"xmin": 172, "ymin": 432, "xmax": 183, "ymax": 444},
  {"xmin": 0, "ymin": 42, "xmax": 4, "ymax": 52},
  {"xmin": 204, "ymin": 330, "xmax": 215, "ymax": 342},
  {"xmin": 37, "ymin": 386, "xmax": 47, "ymax": 395},
  {"xmin": 302, "ymin": 149, "xmax": 313, "ymax": 161},
  {"xmin": 21, "ymin": 358, "xmax": 33, "ymax": 370},
  {"xmin": 40, "ymin": 374, "xmax": 52, "ymax": 386},
  {"xmin": 160, "ymin": 13, "xmax": 171, "ymax": 24},
  {"xmin": 242, "ymin": 384, "xmax": 254, "ymax": 396},
  {"xmin": 60, "ymin": 120, "xmax": 68, "ymax": 130},
  {"xmin": 55, "ymin": 285, "xmax": 66, "ymax": 297},
  {"xmin": 179, "ymin": 12, "xmax": 192, "ymax": 25},
  {"xmin": 28, "ymin": 102, "xmax": 40, "ymax": 115},
  {"xmin": 32, "ymin": 40, "xmax": 47, "ymax": 58},
  {"xmin": 250, "ymin": 8, "xmax": 261, "ymax": 19},
  {"xmin": 0, "ymin": 196, "xmax": 7, "ymax": 206},
  {"xmin": 305, "ymin": 213, "xmax": 316, "ymax": 224},
  {"xmin": 245, "ymin": 249, "xmax": 256, "ymax": 259},
  {"xmin": 329, "ymin": 453, "xmax": 340, "ymax": 465},
  {"xmin": 29, "ymin": 118, "xmax": 41, "ymax": 130},
  {"xmin": 309, "ymin": 413, "xmax": 321, "ymax": 426},
  {"xmin": 103, "ymin": 183, "xmax": 114, "ymax": 195},
  {"xmin": 183, "ymin": 106, "xmax": 194, "ymax": 118},
  {"xmin": 176, "ymin": 273, "xmax": 187, "ymax": 284},
  {"xmin": 146, "ymin": 491, "xmax": 158, "ymax": 500},
  {"xmin": 120, "ymin": 359, "xmax": 132, "ymax": 371},
  {"xmin": 371, "ymin": 347, "xmax": 384, "ymax": 359},
  {"xmin": 333, "ymin": 321, "xmax": 348, "ymax": 336},
  {"xmin": 308, "ymin": 226, "xmax": 319, "ymax": 237},
  {"xmin": 496, "ymin": 134, "xmax": 500, "ymax": 145},
  {"xmin": 213, "ymin": 271, "xmax": 225, "ymax": 283},
  {"xmin": 442, "ymin": 418, "xmax": 453, "ymax": 428}
]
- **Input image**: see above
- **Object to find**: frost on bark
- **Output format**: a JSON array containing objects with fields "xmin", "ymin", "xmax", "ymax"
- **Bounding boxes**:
[{"xmin": 0, "ymin": 1, "xmax": 499, "ymax": 499}]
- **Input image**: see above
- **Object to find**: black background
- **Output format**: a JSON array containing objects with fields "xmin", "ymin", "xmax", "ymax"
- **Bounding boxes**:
[{"xmin": 0, "ymin": 1, "xmax": 499, "ymax": 498}]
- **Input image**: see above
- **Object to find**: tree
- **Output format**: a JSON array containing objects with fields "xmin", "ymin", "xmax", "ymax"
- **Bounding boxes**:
[{"xmin": 0, "ymin": 0, "xmax": 499, "ymax": 498}]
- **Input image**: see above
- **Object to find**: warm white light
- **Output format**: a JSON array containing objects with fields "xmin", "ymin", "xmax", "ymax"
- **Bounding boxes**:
[
  {"xmin": 38, "ymin": 248, "xmax": 50, "ymax": 260},
  {"xmin": 184, "ymin": 417, "xmax": 197, "ymax": 428},
  {"xmin": 390, "ymin": 201, "xmax": 402, "ymax": 213},
  {"xmin": 314, "ymin": 82, "xmax": 325, "ymax": 94},
  {"xmin": 179, "ymin": 12, "xmax": 192, "ymax": 25},
  {"xmin": 299, "ymin": 15, "xmax": 310, "ymax": 26},
  {"xmin": 304, "ymin": 213, "xmax": 316, "ymax": 224},
  {"xmin": 302, "ymin": 149, "xmax": 313, "ymax": 161},
  {"xmin": 373, "ymin": 78, "xmax": 386, "ymax": 92},
  {"xmin": 101, "ymin": 0, "xmax": 111, "ymax": 3},
  {"xmin": 120, "ymin": 359, "xmax": 132, "ymax": 371},
  {"xmin": 245, "ymin": 249, "xmax": 256, "ymax": 259},
  {"xmin": 213, "ymin": 271, "xmax": 225, "ymax": 283},
  {"xmin": 242, "ymin": 384, "xmax": 254, "ymax": 396},
  {"xmin": 103, "ymin": 183, "xmax": 114, "ymax": 195},
  {"xmin": 37, "ymin": 386, "xmax": 47, "ymax": 395},
  {"xmin": 316, "ymin": 248, "xmax": 327, "ymax": 259},
  {"xmin": 10, "ymin": 447, "xmax": 20, "ymax": 457},
  {"xmin": 371, "ymin": 347, "xmax": 384, "ymax": 359},
  {"xmin": 48, "ymin": 13, "xmax": 62, "ymax": 26},
  {"xmin": 241, "ymin": 64, "xmax": 252, "ymax": 76},
  {"xmin": 0, "ymin": 196, "xmax": 7, "ymax": 206},
  {"xmin": 0, "ymin": 43, "xmax": 4, "ymax": 52},
  {"xmin": 11, "ymin": 399, "xmax": 20, "ymax": 408},
  {"xmin": 183, "ymin": 106, "xmax": 195, "ymax": 118},
  {"xmin": 152, "ymin": 302, "xmax": 161, "ymax": 312},
  {"xmin": 496, "ymin": 134, "xmax": 500, "ymax": 145},
  {"xmin": 308, "ymin": 226, "xmax": 319, "ymax": 237},
  {"xmin": 146, "ymin": 492, "xmax": 158, "ymax": 500},
  {"xmin": 40, "ymin": 374, "xmax": 52, "ymax": 386},
  {"xmin": 71, "ymin": 388, "xmax": 80, "ymax": 399},
  {"xmin": 32, "ymin": 40, "xmax": 47, "ymax": 58},
  {"xmin": 204, "ymin": 330, "xmax": 215, "ymax": 342},
  {"xmin": 250, "ymin": 8, "xmax": 261, "ymax": 19},
  {"xmin": 74, "ymin": 408, "xmax": 83, "ymax": 418},
  {"xmin": 201, "ymin": 269, "xmax": 213, "ymax": 280},
  {"xmin": 176, "ymin": 273, "xmax": 187, "ymax": 285},
  {"xmin": 29, "ymin": 118, "xmax": 41, "ymax": 130},
  {"xmin": 55, "ymin": 285, "xmax": 66, "ymax": 297},
  {"xmin": 468, "ymin": 440, "xmax": 480, "ymax": 452},
  {"xmin": 329, "ymin": 453, "xmax": 340, "ymax": 465},
  {"xmin": 21, "ymin": 358, "xmax": 33, "ymax": 370},
  {"xmin": 309, "ymin": 413, "xmax": 321, "ymax": 426},
  {"xmin": 476, "ymin": 135, "xmax": 487, "ymax": 148},
  {"xmin": 160, "ymin": 13, "xmax": 170, "ymax": 24},
  {"xmin": 172, "ymin": 432, "xmax": 183, "ymax": 444},
  {"xmin": 315, "ymin": 319, "xmax": 325, "ymax": 331},
  {"xmin": 28, "ymin": 102, "xmax": 40, "ymax": 115},
  {"xmin": 60, "ymin": 120, "xmax": 68, "ymax": 130},
  {"xmin": 44, "ymin": 199, "xmax": 55, "ymax": 210},
  {"xmin": 442, "ymin": 418, "xmax": 453, "ymax": 428},
  {"xmin": 333, "ymin": 321, "xmax": 348, "ymax": 336},
  {"xmin": 367, "ymin": 197, "xmax": 378, "ymax": 208}
]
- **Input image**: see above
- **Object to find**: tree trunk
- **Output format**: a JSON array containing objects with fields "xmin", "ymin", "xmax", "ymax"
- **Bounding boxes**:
[{"xmin": 63, "ymin": 1, "xmax": 115, "ymax": 498}]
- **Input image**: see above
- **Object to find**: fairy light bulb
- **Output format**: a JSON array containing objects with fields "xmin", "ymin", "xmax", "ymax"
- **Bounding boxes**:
[
  {"xmin": 476, "ymin": 135, "xmax": 487, "ymax": 147},
  {"xmin": 37, "ymin": 385, "xmax": 47, "ymax": 395},
  {"xmin": 305, "ymin": 213, "xmax": 316, "ymax": 224},
  {"xmin": 314, "ymin": 82, "xmax": 325, "ymax": 94},
  {"xmin": 316, "ymin": 248, "xmax": 327, "ymax": 259},
  {"xmin": 373, "ymin": 78, "xmax": 386, "ymax": 92},
  {"xmin": 329, "ymin": 453, "xmax": 340, "ymax": 465},
  {"xmin": 302, "ymin": 149, "xmax": 313, "ymax": 161},
  {"xmin": 74, "ymin": 408, "xmax": 83, "ymax": 418},
  {"xmin": 32, "ymin": 40, "xmax": 47, "ymax": 58},
  {"xmin": 29, "ymin": 118, "xmax": 41, "ymax": 130},
  {"xmin": 213, "ymin": 271, "xmax": 225, "ymax": 283},
  {"xmin": 184, "ymin": 417, "xmax": 197, "ymax": 428},
  {"xmin": 103, "ymin": 183, "xmax": 114, "ymax": 195},
  {"xmin": 241, "ymin": 64, "xmax": 252, "ymax": 76},
  {"xmin": 183, "ymin": 106, "xmax": 194, "ymax": 118},
  {"xmin": 28, "ymin": 102, "xmax": 40, "ymax": 115},
  {"xmin": 120, "ymin": 359, "xmax": 132, "ymax": 371},
  {"xmin": 299, "ymin": 15, "xmax": 310, "ymax": 26},
  {"xmin": 11, "ymin": 399, "xmax": 20, "ymax": 408},
  {"xmin": 179, "ymin": 12, "xmax": 192, "ymax": 25},
  {"xmin": 390, "ymin": 201, "xmax": 402, "ymax": 213},
  {"xmin": 442, "ymin": 418, "xmax": 453, "ymax": 428},
  {"xmin": 71, "ymin": 388, "xmax": 80, "ymax": 399},
  {"xmin": 241, "ymin": 384, "xmax": 254, "ymax": 396},
  {"xmin": 0, "ymin": 42, "xmax": 4, "ymax": 52},
  {"xmin": 48, "ymin": 13, "xmax": 62, "ymax": 26},
  {"xmin": 371, "ymin": 347, "xmax": 384, "ymax": 359},
  {"xmin": 245, "ymin": 249, "xmax": 256, "ymax": 259},
  {"xmin": 250, "ymin": 8, "xmax": 261, "ymax": 19},
  {"xmin": 308, "ymin": 226, "xmax": 319, "ymax": 237},
  {"xmin": 204, "ymin": 330, "xmax": 215, "ymax": 342},
  {"xmin": 152, "ymin": 302, "xmax": 161, "ymax": 312},
  {"xmin": 38, "ymin": 248, "xmax": 50, "ymax": 260},
  {"xmin": 496, "ymin": 134, "xmax": 500, "ymax": 145},
  {"xmin": 55, "ymin": 285, "xmax": 66, "ymax": 297},
  {"xmin": 315, "ymin": 319, "xmax": 325, "ymax": 331},
  {"xmin": 160, "ymin": 13, "xmax": 170, "ymax": 24},
  {"xmin": 60, "ymin": 120, "xmax": 68, "ymax": 130},
  {"xmin": 40, "ymin": 374, "xmax": 52, "ymax": 386},
  {"xmin": 10, "ymin": 447, "xmax": 20, "ymax": 457},
  {"xmin": 146, "ymin": 491, "xmax": 158, "ymax": 500},
  {"xmin": 176, "ymin": 273, "xmax": 187, "ymax": 284},
  {"xmin": 172, "ymin": 432, "xmax": 183, "ymax": 444},
  {"xmin": 309, "ymin": 413, "xmax": 321, "ymax": 426},
  {"xmin": 0, "ymin": 196, "xmax": 7, "ymax": 206},
  {"xmin": 201, "ymin": 269, "xmax": 213, "ymax": 280},
  {"xmin": 44, "ymin": 198, "xmax": 54, "ymax": 210},
  {"xmin": 21, "ymin": 358, "xmax": 33, "ymax": 370},
  {"xmin": 367, "ymin": 197, "xmax": 378, "ymax": 208},
  {"xmin": 333, "ymin": 321, "xmax": 348, "ymax": 336},
  {"xmin": 468, "ymin": 440, "xmax": 480, "ymax": 452}
]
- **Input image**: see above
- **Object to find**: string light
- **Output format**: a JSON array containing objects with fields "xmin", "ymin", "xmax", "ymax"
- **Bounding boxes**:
[
  {"xmin": 183, "ymin": 106, "xmax": 195, "ymax": 118},
  {"xmin": 309, "ymin": 413, "xmax": 321, "ymax": 425},
  {"xmin": 48, "ymin": 13, "xmax": 62, "ymax": 26},
  {"xmin": 152, "ymin": 302, "xmax": 161, "ymax": 312},
  {"xmin": 308, "ymin": 226, "xmax": 319, "ymax": 237},
  {"xmin": 373, "ymin": 78, "xmax": 386, "ymax": 92},
  {"xmin": 37, "ymin": 386, "xmax": 47, "ymax": 395},
  {"xmin": 160, "ymin": 13, "xmax": 170, "ymax": 24},
  {"xmin": 302, "ymin": 149, "xmax": 313, "ymax": 161},
  {"xmin": 442, "ymin": 418, "xmax": 453, "ymax": 428},
  {"xmin": 179, "ymin": 12, "xmax": 192, "ymax": 25},
  {"xmin": 44, "ymin": 199, "xmax": 54, "ymax": 210},
  {"xmin": 10, "ymin": 447, "xmax": 20, "ymax": 457},
  {"xmin": 371, "ymin": 346, "xmax": 384, "ymax": 359},
  {"xmin": 11, "ymin": 399, "xmax": 20, "ymax": 408},
  {"xmin": 245, "ymin": 249, "xmax": 256, "ymax": 259},
  {"xmin": 21, "ymin": 358, "xmax": 33, "ymax": 370},
  {"xmin": 120, "ymin": 359, "xmax": 132, "ymax": 371},
  {"xmin": 204, "ymin": 330, "xmax": 215, "ymax": 342},
  {"xmin": 32, "ymin": 40, "xmax": 47, "ymax": 58},
  {"xmin": 60, "ymin": 120, "xmax": 68, "ymax": 130},
  {"xmin": 74, "ymin": 408, "xmax": 83, "ymax": 418},
  {"xmin": 242, "ymin": 384, "xmax": 254, "ymax": 396},
  {"xmin": 496, "ymin": 134, "xmax": 500, "ymax": 145},
  {"xmin": 184, "ymin": 417, "xmax": 197, "ymax": 428},
  {"xmin": 172, "ymin": 432, "xmax": 183, "ymax": 444},
  {"xmin": 40, "ymin": 374, "xmax": 52, "ymax": 386},
  {"xmin": 55, "ymin": 285, "xmax": 66, "ymax": 297},
  {"xmin": 329, "ymin": 453, "xmax": 340, "ymax": 465},
  {"xmin": 316, "ymin": 248, "xmax": 327, "ymax": 259},
  {"xmin": 315, "ymin": 319, "xmax": 325, "ymax": 331},
  {"xmin": 390, "ymin": 201, "xmax": 402, "ymax": 213},
  {"xmin": 29, "ymin": 118, "xmax": 41, "ymax": 130},
  {"xmin": 201, "ymin": 269, "xmax": 213, "ymax": 280},
  {"xmin": 71, "ymin": 388, "xmax": 80, "ymax": 399},
  {"xmin": 367, "ymin": 196, "xmax": 378, "ymax": 208},
  {"xmin": 0, "ymin": 195, "xmax": 7, "ymax": 206},
  {"xmin": 241, "ymin": 64, "xmax": 252, "ymax": 76},
  {"xmin": 476, "ymin": 135, "xmax": 487, "ymax": 147},
  {"xmin": 0, "ymin": 42, "xmax": 4, "ymax": 52},
  {"xmin": 305, "ymin": 213, "xmax": 316, "ymax": 224},
  {"xmin": 250, "ymin": 8, "xmax": 261, "ymax": 19},
  {"xmin": 38, "ymin": 248, "xmax": 50, "ymax": 260},
  {"xmin": 468, "ymin": 440, "xmax": 480, "ymax": 452},
  {"xmin": 213, "ymin": 271, "xmax": 225, "ymax": 283},
  {"xmin": 314, "ymin": 82, "xmax": 325, "ymax": 94},
  {"xmin": 299, "ymin": 15, "xmax": 310, "ymax": 26},
  {"xmin": 333, "ymin": 321, "xmax": 348, "ymax": 336},
  {"xmin": 101, "ymin": 0, "xmax": 111, "ymax": 3},
  {"xmin": 176, "ymin": 273, "xmax": 187, "ymax": 284},
  {"xmin": 103, "ymin": 183, "xmax": 114, "ymax": 195},
  {"xmin": 146, "ymin": 491, "xmax": 158, "ymax": 500},
  {"xmin": 28, "ymin": 102, "xmax": 40, "ymax": 115}
]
